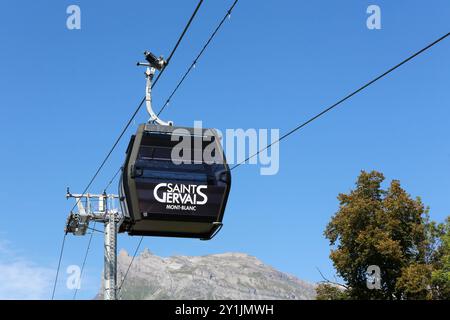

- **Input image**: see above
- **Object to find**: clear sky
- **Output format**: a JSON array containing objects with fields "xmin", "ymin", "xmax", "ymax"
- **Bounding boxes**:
[{"xmin": 0, "ymin": 0, "xmax": 449, "ymax": 299}]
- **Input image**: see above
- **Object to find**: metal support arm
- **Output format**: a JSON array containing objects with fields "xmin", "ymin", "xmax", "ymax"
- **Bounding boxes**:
[{"xmin": 145, "ymin": 67, "xmax": 173, "ymax": 126}]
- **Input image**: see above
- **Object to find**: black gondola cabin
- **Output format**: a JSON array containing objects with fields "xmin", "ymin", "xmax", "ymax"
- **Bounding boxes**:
[{"xmin": 119, "ymin": 124, "xmax": 231, "ymax": 240}]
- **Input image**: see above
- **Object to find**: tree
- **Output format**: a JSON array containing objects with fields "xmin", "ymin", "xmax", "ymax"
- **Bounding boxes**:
[
  {"xmin": 430, "ymin": 217, "xmax": 450, "ymax": 299},
  {"xmin": 323, "ymin": 170, "xmax": 439, "ymax": 299},
  {"xmin": 315, "ymin": 283, "xmax": 349, "ymax": 300},
  {"xmin": 395, "ymin": 263, "xmax": 432, "ymax": 299}
]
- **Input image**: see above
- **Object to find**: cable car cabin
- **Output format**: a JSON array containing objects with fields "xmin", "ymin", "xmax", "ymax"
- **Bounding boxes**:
[{"xmin": 119, "ymin": 124, "xmax": 231, "ymax": 240}]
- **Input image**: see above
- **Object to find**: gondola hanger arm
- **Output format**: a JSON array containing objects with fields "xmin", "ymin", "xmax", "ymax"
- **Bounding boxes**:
[{"xmin": 137, "ymin": 51, "xmax": 173, "ymax": 126}]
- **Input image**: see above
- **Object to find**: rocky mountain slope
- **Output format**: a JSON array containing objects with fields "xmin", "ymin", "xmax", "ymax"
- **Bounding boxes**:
[{"xmin": 98, "ymin": 249, "xmax": 316, "ymax": 300}]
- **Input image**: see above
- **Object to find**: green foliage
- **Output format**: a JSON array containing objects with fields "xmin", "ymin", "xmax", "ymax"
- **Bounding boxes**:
[
  {"xmin": 315, "ymin": 283, "xmax": 349, "ymax": 300},
  {"xmin": 431, "ymin": 217, "xmax": 450, "ymax": 299},
  {"xmin": 320, "ymin": 170, "xmax": 449, "ymax": 300},
  {"xmin": 395, "ymin": 263, "xmax": 432, "ymax": 299}
]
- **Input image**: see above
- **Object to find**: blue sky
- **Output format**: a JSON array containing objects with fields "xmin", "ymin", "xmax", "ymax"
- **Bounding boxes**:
[{"xmin": 0, "ymin": 0, "xmax": 449, "ymax": 299}]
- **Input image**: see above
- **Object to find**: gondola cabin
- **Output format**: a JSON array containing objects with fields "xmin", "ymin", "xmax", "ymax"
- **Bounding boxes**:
[{"xmin": 119, "ymin": 124, "xmax": 231, "ymax": 240}]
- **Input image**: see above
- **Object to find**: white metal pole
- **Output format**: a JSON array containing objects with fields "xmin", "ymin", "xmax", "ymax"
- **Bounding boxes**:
[{"xmin": 104, "ymin": 209, "xmax": 117, "ymax": 300}]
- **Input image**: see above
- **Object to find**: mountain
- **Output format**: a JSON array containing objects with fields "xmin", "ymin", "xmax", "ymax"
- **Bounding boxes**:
[{"xmin": 98, "ymin": 249, "xmax": 316, "ymax": 300}]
